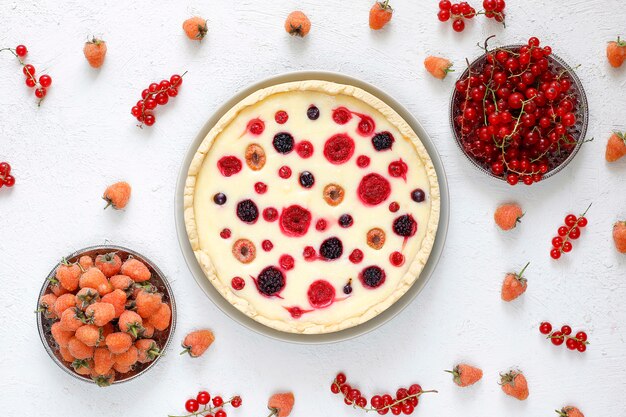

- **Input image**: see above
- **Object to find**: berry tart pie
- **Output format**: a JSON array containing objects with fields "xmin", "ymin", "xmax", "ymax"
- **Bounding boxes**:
[{"xmin": 185, "ymin": 81, "xmax": 440, "ymax": 334}]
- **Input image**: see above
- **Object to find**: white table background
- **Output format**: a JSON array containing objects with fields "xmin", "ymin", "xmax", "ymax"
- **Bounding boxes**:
[{"xmin": 1, "ymin": 0, "xmax": 625, "ymax": 415}]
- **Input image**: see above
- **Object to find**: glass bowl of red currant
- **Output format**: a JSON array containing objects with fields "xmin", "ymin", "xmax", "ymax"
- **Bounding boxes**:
[{"xmin": 450, "ymin": 37, "xmax": 589, "ymax": 186}]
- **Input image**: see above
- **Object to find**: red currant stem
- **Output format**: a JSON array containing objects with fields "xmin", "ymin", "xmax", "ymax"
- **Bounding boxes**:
[
  {"xmin": 474, "ymin": 10, "xmax": 506, "ymax": 27},
  {"xmin": 580, "ymin": 202, "xmax": 592, "ymax": 217},
  {"xmin": 168, "ymin": 397, "xmax": 236, "ymax": 417},
  {"xmin": 138, "ymin": 70, "xmax": 188, "ymax": 127}
]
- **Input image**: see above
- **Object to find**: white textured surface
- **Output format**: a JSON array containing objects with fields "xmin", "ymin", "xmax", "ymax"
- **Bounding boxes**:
[{"xmin": 0, "ymin": 1, "xmax": 625, "ymax": 416}]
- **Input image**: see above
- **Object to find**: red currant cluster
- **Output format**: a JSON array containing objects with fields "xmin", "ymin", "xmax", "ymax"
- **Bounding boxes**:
[
  {"xmin": 453, "ymin": 36, "xmax": 584, "ymax": 186},
  {"xmin": 1, "ymin": 44, "xmax": 52, "ymax": 104},
  {"xmin": 550, "ymin": 204, "xmax": 590, "ymax": 259},
  {"xmin": 437, "ymin": 0, "xmax": 505, "ymax": 32},
  {"xmin": 0, "ymin": 162, "xmax": 15, "ymax": 189},
  {"xmin": 482, "ymin": 0, "xmax": 506, "ymax": 22},
  {"xmin": 330, "ymin": 372, "xmax": 436, "ymax": 415},
  {"xmin": 131, "ymin": 72, "xmax": 186, "ymax": 127},
  {"xmin": 539, "ymin": 322, "xmax": 589, "ymax": 352},
  {"xmin": 171, "ymin": 391, "xmax": 241, "ymax": 417}
]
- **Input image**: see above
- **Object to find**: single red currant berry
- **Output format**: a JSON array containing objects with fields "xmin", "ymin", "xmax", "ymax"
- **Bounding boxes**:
[
  {"xmin": 349, "ymin": 249, "xmax": 364, "ymax": 264},
  {"xmin": 539, "ymin": 322, "xmax": 552, "ymax": 334},
  {"xmin": 3, "ymin": 175, "xmax": 15, "ymax": 187},
  {"xmin": 389, "ymin": 202, "xmax": 399, "ymax": 212},
  {"xmin": 564, "ymin": 214, "xmax": 577, "ymax": 226},
  {"xmin": 0, "ymin": 162, "xmax": 10, "ymax": 175},
  {"xmin": 170, "ymin": 74, "xmax": 183, "ymax": 86},
  {"xmin": 196, "ymin": 391, "xmax": 211, "ymax": 405},
  {"xmin": 408, "ymin": 384, "xmax": 422, "ymax": 395},
  {"xmin": 144, "ymin": 113, "xmax": 156, "ymax": 126},
  {"xmin": 557, "ymin": 226, "xmax": 569, "ymax": 236},
  {"xmin": 316, "ymin": 219, "xmax": 327, "ymax": 231},
  {"xmin": 262, "ymin": 239, "xmax": 273, "ymax": 251},
  {"xmin": 212, "ymin": 396, "xmax": 223, "ymax": 407},
  {"xmin": 231, "ymin": 396, "xmax": 242, "ymax": 408},
  {"xmin": 336, "ymin": 373, "xmax": 347, "ymax": 384},
  {"xmin": 231, "ymin": 276, "xmax": 245, "ymax": 290},
  {"xmin": 331, "ymin": 383, "xmax": 340, "ymax": 394},
  {"xmin": 577, "ymin": 343, "xmax": 587, "ymax": 352},
  {"xmin": 439, "ymin": 0, "xmax": 452, "ymax": 10},
  {"xmin": 15, "ymin": 44, "xmax": 27, "ymax": 57},
  {"xmin": 185, "ymin": 399, "xmax": 199, "ymax": 413},
  {"xmin": 303, "ymin": 246, "xmax": 316, "ymax": 260},
  {"xmin": 371, "ymin": 395, "xmax": 383, "ymax": 409},
  {"xmin": 452, "ymin": 19, "xmax": 465, "ymax": 32},
  {"xmin": 552, "ymin": 237, "xmax": 563, "ymax": 248},
  {"xmin": 23, "ymin": 64, "xmax": 35, "ymax": 77},
  {"xmin": 576, "ymin": 331, "xmax": 587, "ymax": 342},
  {"xmin": 348, "ymin": 389, "xmax": 360, "ymax": 401},
  {"xmin": 220, "ymin": 228, "xmax": 231, "ymax": 239},
  {"xmin": 131, "ymin": 106, "xmax": 141, "ymax": 117},
  {"xmin": 566, "ymin": 338, "xmax": 578, "ymax": 350},
  {"xmin": 254, "ymin": 182, "xmax": 267, "ymax": 194},
  {"xmin": 263, "ymin": 207, "xmax": 278, "ymax": 222},
  {"xmin": 278, "ymin": 165, "xmax": 292, "ymax": 179},
  {"xmin": 159, "ymin": 79, "xmax": 171, "ymax": 90},
  {"xmin": 145, "ymin": 99, "xmax": 157, "ymax": 110},
  {"xmin": 275, "ymin": 110, "xmax": 289, "ymax": 124},
  {"xmin": 279, "ymin": 254, "xmax": 294, "ymax": 270},
  {"xmin": 528, "ymin": 37, "xmax": 540, "ymax": 47},
  {"xmin": 402, "ymin": 403, "xmax": 414, "ymax": 415},
  {"xmin": 561, "ymin": 325, "xmax": 572, "ymax": 335},
  {"xmin": 356, "ymin": 397, "xmax": 367, "ymax": 408},
  {"xmin": 389, "ymin": 251, "xmax": 405, "ymax": 267},
  {"xmin": 506, "ymin": 174, "xmax": 519, "ymax": 185},
  {"xmin": 438, "ymin": 9, "xmax": 451, "ymax": 21},
  {"xmin": 569, "ymin": 227, "xmax": 581, "ymax": 239},
  {"xmin": 550, "ymin": 248, "xmax": 562, "ymax": 259},
  {"xmin": 215, "ymin": 410, "xmax": 226, "ymax": 417},
  {"xmin": 562, "ymin": 241, "xmax": 573, "ymax": 252},
  {"xmin": 551, "ymin": 331, "xmax": 564, "ymax": 345},
  {"xmin": 356, "ymin": 155, "xmax": 370, "ymax": 168},
  {"xmin": 25, "ymin": 77, "xmax": 36, "ymax": 88},
  {"xmin": 156, "ymin": 92, "xmax": 169, "ymax": 105},
  {"xmin": 390, "ymin": 405, "xmax": 401, "ymax": 415},
  {"xmin": 39, "ymin": 74, "xmax": 52, "ymax": 88},
  {"xmin": 577, "ymin": 217, "xmax": 588, "ymax": 227},
  {"xmin": 167, "ymin": 87, "xmax": 178, "ymax": 97},
  {"xmin": 148, "ymin": 82, "xmax": 159, "ymax": 93},
  {"xmin": 35, "ymin": 87, "xmax": 46, "ymax": 98}
]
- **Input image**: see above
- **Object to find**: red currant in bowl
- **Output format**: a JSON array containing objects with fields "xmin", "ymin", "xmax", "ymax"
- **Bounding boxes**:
[{"xmin": 450, "ymin": 39, "xmax": 589, "ymax": 186}]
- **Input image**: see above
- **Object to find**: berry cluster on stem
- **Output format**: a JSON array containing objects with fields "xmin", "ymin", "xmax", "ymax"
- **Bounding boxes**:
[
  {"xmin": 437, "ymin": 0, "xmax": 505, "ymax": 32},
  {"xmin": 550, "ymin": 204, "xmax": 591, "ymax": 259},
  {"xmin": 539, "ymin": 322, "xmax": 589, "ymax": 352},
  {"xmin": 330, "ymin": 372, "xmax": 437, "ymax": 415},
  {"xmin": 0, "ymin": 44, "xmax": 51, "ymax": 105},
  {"xmin": 169, "ymin": 391, "xmax": 242, "ymax": 417},
  {"xmin": 131, "ymin": 71, "xmax": 187, "ymax": 127}
]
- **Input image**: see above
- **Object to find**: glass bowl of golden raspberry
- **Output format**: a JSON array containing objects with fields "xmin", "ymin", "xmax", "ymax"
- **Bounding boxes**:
[{"xmin": 36, "ymin": 245, "xmax": 176, "ymax": 386}]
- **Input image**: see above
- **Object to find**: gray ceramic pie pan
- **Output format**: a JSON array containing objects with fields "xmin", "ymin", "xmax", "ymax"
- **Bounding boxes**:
[{"xmin": 175, "ymin": 71, "xmax": 449, "ymax": 344}]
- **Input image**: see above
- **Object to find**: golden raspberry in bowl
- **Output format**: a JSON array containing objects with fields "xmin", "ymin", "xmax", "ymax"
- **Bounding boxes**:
[{"xmin": 36, "ymin": 245, "xmax": 176, "ymax": 386}]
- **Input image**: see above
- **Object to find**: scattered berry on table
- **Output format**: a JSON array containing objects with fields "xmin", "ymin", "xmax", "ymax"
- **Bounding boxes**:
[
  {"xmin": 181, "ymin": 329, "xmax": 215, "ymax": 358},
  {"xmin": 446, "ymin": 364, "xmax": 483, "ymax": 387},
  {"xmin": 102, "ymin": 181, "xmax": 131, "ymax": 210},
  {"xmin": 369, "ymin": 1, "xmax": 393, "ymax": 30},
  {"xmin": 501, "ymin": 262, "xmax": 529, "ymax": 302},
  {"xmin": 614, "ymin": 221, "xmax": 626, "ymax": 253},
  {"xmin": 84, "ymin": 37, "xmax": 107, "ymax": 68},
  {"xmin": 500, "ymin": 370, "xmax": 528, "ymax": 401},
  {"xmin": 540, "ymin": 321, "xmax": 590, "ymax": 353},
  {"xmin": 605, "ymin": 131, "xmax": 626, "ymax": 162},
  {"xmin": 1, "ymin": 44, "xmax": 52, "ymax": 105},
  {"xmin": 285, "ymin": 11, "xmax": 311, "ymax": 37},
  {"xmin": 607, "ymin": 36, "xmax": 626, "ymax": 68},
  {"xmin": 182, "ymin": 16, "xmax": 208, "ymax": 41},
  {"xmin": 424, "ymin": 56, "xmax": 454, "ymax": 79}
]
